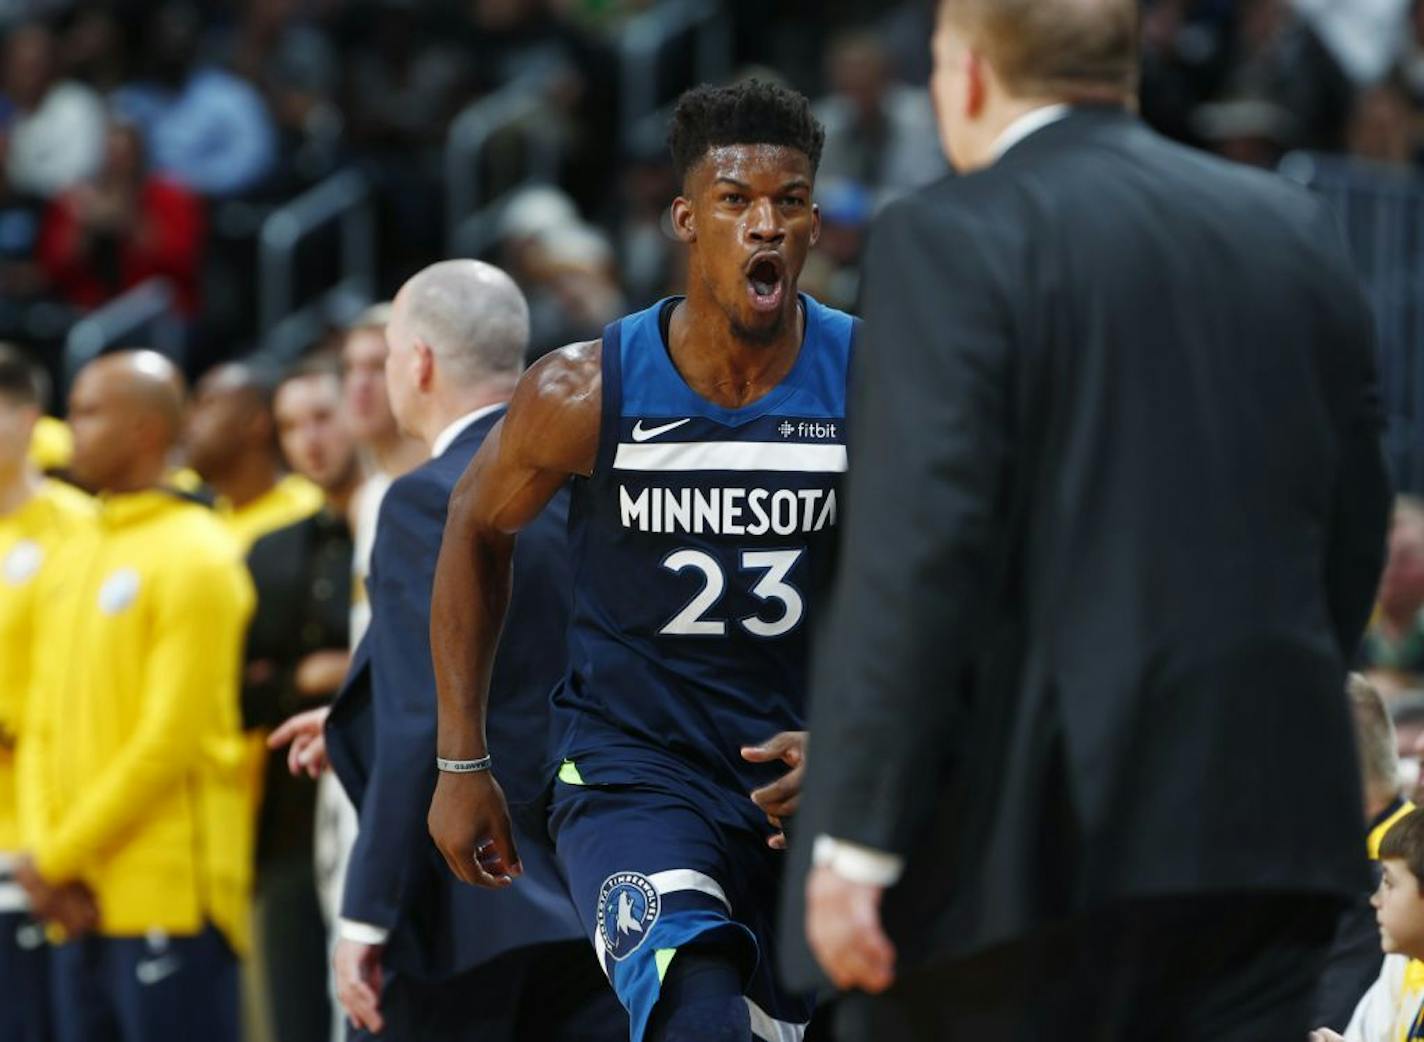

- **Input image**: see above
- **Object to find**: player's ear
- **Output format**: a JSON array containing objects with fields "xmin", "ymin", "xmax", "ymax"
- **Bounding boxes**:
[
  {"xmin": 670, "ymin": 196, "xmax": 696, "ymax": 244},
  {"xmin": 809, "ymin": 202, "xmax": 822, "ymax": 249}
]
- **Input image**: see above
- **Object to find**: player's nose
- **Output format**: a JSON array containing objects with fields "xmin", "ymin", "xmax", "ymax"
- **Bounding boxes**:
[{"xmin": 745, "ymin": 198, "xmax": 784, "ymax": 243}]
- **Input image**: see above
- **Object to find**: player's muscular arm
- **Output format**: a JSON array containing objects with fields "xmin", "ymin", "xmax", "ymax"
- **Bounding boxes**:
[{"xmin": 428, "ymin": 341, "xmax": 601, "ymax": 888}]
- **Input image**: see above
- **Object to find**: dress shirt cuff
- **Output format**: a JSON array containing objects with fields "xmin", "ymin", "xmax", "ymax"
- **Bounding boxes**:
[
  {"xmin": 812, "ymin": 835, "xmax": 905, "ymax": 888},
  {"xmin": 338, "ymin": 918, "xmax": 389, "ymax": 946}
]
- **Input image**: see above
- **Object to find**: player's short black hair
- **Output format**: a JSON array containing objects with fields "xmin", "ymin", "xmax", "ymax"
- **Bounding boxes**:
[
  {"xmin": 668, "ymin": 79, "xmax": 825, "ymax": 184},
  {"xmin": 1382, "ymin": 809, "xmax": 1424, "ymax": 892},
  {"xmin": 0, "ymin": 344, "xmax": 49, "ymax": 410}
]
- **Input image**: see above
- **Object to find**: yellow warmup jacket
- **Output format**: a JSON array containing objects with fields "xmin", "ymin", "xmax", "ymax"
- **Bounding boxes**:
[
  {"xmin": 218, "ymin": 473, "xmax": 323, "ymax": 553},
  {"xmin": 21, "ymin": 489, "xmax": 256, "ymax": 953},
  {"xmin": 0, "ymin": 479, "xmax": 94, "ymax": 854}
]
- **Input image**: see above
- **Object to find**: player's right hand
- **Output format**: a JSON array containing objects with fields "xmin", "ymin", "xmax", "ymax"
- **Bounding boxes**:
[{"xmin": 429, "ymin": 770, "xmax": 523, "ymax": 888}]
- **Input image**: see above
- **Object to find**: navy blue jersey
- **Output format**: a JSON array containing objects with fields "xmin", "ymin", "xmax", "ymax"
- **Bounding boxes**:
[{"xmin": 550, "ymin": 294, "xmax": 855, "ymax": 831}]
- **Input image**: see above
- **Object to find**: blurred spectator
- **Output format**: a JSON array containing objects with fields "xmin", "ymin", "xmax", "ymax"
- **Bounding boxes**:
[
  {"xmin": 1191, "ymin": 95, "xmax": 1298, "ymax": 167},
  {"xmin": 813, "ymin": 30, "xmax": 947, "ymax": 199},
  {"xmin": 522, "ymin": 220, "xmax": 625, "ymax": 360},
  {"xmin": 18, "ymin": 350, "xmax": 254, "ymax": 1042},
  {"xmin": 459, "ymin": 0, "xmax": 619, "ymax": 212},
  {"xmin": 880, "ymin": 0, "xmax": 935, "ymax": 86},
  {"xmin": 346, "ymin": 7, "xmax": 464, "ymax": 153},
  {"xmin": 59, "ymin": 6, "xmax": 127, "ymax": 94},
  {"xmin": 1362, "ymin": 497, "xmax": 1424, "ymax": 686},
  {"xmin": 614, "ymin": 135, "xmax": 679, "ymax": 309},
  {"xmin": 1215, "ymin": 0, "xmax": 1355, "ymax": 153},
  {"xmin": 112, "ymin": 3, "xmax": 278, "ymax": 197},
  {"xmin": 0, "ymin": 345, "xmax": 91, "ymax": 1042},
  {"xmin": 1402, "ymin": 0, "xmax": 1424, "ymax": 106},
  {"xmin": 1347, "ymin": 77, "xmax": 1421, "ymax": 168},
  {"xmin": 243, "ymin": 359, "xmax": 358, "ymax": 1042},
  {"xmin": 1294, "ymin": 0, "xmax": 1413, "ymax": 86},
  {"xmin": 1, "ymin": 22, "xmax": 105, "ymax": 199},
  {"xmin": 204, "ymin": 0, "xmax": 343, "ymax": 180},
  {"xmin": 186, "ymin": 362, "xmax": 324, "ymax": 550},
  {"xmin": 1314, "ymin": 673, "xmax": 1416, "ymax": 1031},
  {"xmin": 36, "ymin": 120, "xmax": 206, "ymax": 316},
  {"xmin": 799, "ymin": 177, "xmax": 870, "ymax": 313}
]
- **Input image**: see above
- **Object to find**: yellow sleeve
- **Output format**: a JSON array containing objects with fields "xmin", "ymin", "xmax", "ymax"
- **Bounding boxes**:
[
  {"xmin": 34, "ymin": 551, "xmax": 255, "ymax": 881},
  {"xmin": 16, "ymin": 665, "xmax": 53, "ymax": 850}
]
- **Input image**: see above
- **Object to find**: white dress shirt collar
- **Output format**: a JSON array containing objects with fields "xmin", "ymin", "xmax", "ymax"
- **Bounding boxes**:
[
  {"xmin": 430, "ymin": 402, "xmax": 506, "ymax": 459},
  {"xmin": 990, "ymin": 103, "xmax": 1072, "ymax": 163}
]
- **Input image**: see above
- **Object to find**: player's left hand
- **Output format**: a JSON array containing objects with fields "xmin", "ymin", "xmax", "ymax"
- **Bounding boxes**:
[
  {"xmin": 806, "ymin": 865, "xmax": 896, "ymax": 994},
  {"xmin": 742, "ymin": 730, "xmax": 806, "ymax": 849},
  {"xmin": 334, "ymin": 937, "xmax": 385, "ymax": 1034}
]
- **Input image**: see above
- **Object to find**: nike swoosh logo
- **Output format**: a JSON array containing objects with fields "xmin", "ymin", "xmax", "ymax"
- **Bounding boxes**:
[
  {"xmin": 630, "ymin": 418, "xmax": 692, "ymax": 442},
  {"xmin": 136, "ymin": 956, "xmax": 182, "ymax": 986}
]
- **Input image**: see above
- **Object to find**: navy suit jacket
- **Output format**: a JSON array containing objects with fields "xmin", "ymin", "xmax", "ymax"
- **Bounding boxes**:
[{"xmin": 325, "ymin": 409, "xmax": 583, "ymax": 981}]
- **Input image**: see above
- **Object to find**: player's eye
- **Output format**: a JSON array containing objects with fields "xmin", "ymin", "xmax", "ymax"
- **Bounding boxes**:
[
  {"xmin": 722, "ymin": 193, "xmax": 745, "ymax": 204},
  {"xmin": 781, "ymin": 196, "xmax": 806, "ymax": 207}
]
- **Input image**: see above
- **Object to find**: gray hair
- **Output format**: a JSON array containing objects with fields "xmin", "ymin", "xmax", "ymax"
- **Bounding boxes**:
[
  {"xmin": 1350, "ymin": 673, "xmax": 1401, "ymax": 794},
  {"xmin": 399, "ymin": 260, "xmax": 529, "ymax": 386}
]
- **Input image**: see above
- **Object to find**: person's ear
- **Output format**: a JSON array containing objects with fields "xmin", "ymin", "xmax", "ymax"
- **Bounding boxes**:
[
  {"xmin": 415, "ymin": 340, "xmax": 436, "ymax": 392},
  {"xmin": 966, "ymin": 49, "xmax": 988, "ymax": 119},
  {"xmin": 671, "ymin": 195, "xmax": 696, "ymax": 244},
  {"xmin": 809, "ymin": 203, "xmax": 822, "ymax": 249}
]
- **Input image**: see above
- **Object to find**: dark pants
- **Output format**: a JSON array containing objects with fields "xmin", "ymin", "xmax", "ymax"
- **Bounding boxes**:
[
  {"xmin": 0, "ymin": 911, "xmax": 52, "ymax": 1042},
  {"xmin": 834, "ymin": 893, "xmax": 1341, "ymax": 1042},
  {"xmin": 257, "ymin": 855, "xmax": 331, "ymax": 1042},
  {"xmin": 50, "ymin": 924, "xmax": 239, "ymax": 1042},
  {"xmin": 349, "ymin": 939, "xmax": 627, "ymax": 1042}
]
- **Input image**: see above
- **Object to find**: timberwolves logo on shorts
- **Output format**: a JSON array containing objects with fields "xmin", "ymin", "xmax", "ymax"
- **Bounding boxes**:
[{"xmin": 597, "ymin": 872, "xmax": 660, "ymax": 960}]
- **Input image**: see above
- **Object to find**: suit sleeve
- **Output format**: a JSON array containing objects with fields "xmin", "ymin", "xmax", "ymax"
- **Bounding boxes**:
[
  {"xmin": 1316, "ymin": 204, "xmax": 1392, "ymax": 661},
  {"xmin": 339, "ymin": 476, "xmax": 445, "ymax": 930},
  {"xmin": 801, "ymin": 195, "xmax": 1015, "ymax": 857},
  {"xmin": 36, "ymin": 552, "xmax": 255, "ymax": 881}
]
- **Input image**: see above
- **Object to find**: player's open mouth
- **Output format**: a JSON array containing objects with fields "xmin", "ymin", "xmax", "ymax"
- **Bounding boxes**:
[{"xmin": 745, "ymin": 253, "xmax": 785, "ymax": 312}]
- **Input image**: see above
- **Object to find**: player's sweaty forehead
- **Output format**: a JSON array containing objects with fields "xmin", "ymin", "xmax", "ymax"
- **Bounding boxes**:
[{"xmin": 685, "ymin": 144, "xmax": 814, "ymax": 197}]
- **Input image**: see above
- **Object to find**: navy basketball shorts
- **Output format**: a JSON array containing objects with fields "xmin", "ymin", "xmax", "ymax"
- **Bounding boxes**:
[
  {"xmin": 549, "ymin": 773, "xmax": 812, "ymax": 1042},
  {"xmin": 0, "ymin": 909, "xmax": 51, "ymax": 1042}
]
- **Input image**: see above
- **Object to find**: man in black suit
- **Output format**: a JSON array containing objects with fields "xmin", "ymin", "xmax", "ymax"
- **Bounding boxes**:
[
  {"xmin": 284, "ymin": 259, "xmax": 624, "ymax": 1041},
  {"xmin": 783, "ymin": 1, "xmax": 1393, "ymax": 1039}
]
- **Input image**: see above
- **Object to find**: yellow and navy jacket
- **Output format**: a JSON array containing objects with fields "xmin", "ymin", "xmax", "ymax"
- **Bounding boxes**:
[
  {"xmin": 0, "ymin": 479, "xmax": 94, "ymax": 856},
  {"xmin": 218, "ymin": 473, "xmax": 324, "ymax": 554},
  {"xmin": 20, "ymin": 489, "xmax": 256, "ymax": 952}
]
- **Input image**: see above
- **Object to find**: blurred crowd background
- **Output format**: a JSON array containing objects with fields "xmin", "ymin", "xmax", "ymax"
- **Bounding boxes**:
[{"xmin": 0, "ymin": 0, "xmax": 1422, "ymax": 445}]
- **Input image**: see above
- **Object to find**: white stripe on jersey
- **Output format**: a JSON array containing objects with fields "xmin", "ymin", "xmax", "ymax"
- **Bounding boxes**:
[
  {"xmin": 613, "ymin": 441, "xmax": 847, "ymax": 474},
  {"xmin": 746, "ymin": 998, "xmax": 807, "ymax": 1041}
]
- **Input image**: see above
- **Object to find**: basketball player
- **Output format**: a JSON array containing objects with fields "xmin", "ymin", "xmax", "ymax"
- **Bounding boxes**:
[{"xmin": 429, "ymin": 80, "xmax": 852, "ymax": 1042}]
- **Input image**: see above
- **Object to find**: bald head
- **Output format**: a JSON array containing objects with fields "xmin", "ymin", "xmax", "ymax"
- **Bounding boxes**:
[
  {"xmin": 939, "ymin": 0, "xmax": 1138, "ymax": 101},
  {"xmin": 68, "ymin": 351, "xmax": 186, "ymax": 492},
  {"xmin": 392, "ymin": 260, "xmax": 529, "ymax": 387}
]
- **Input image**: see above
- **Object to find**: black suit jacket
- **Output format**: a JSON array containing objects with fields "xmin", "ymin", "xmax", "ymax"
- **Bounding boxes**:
[
  {"xmin": 325, "ymin": 410, "xmax": 584, "ymax": 981},
  {"xmin": 783, "ymin": 107, "xmax": 1392, "ymax": 984}
]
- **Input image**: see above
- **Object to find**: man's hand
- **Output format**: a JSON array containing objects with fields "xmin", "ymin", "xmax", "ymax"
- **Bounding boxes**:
[
  {"xmin": 806, "ymin": 864, "xmax": 896, "ymax": 994},
  {"xmin": 14, "ymin": 856, "xmax": 99, "ymax": 937},
  {"xmin": 333, "ymin": 938, "xmax": 385, "ymax": 1034},
  {"xmin": 428, "ymin": 770, "xmax": 522, "ymax": 888},
  {"xmin": 742, "ymin": 730, "xmax": 807, "ymax": 850},
  {"xmin": 295, "ymin": 649, "xmax": 351, "ymax": 699},
  {"xmin": 268, "ymin": 706, "xmax": 331, "ymax": 778},
  {"xmin": 1309, "ymin": 1030, "xmax": 1346, "ymax": 1042}
]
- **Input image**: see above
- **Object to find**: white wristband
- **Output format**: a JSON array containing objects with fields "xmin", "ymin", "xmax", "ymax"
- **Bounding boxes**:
[{"xmin": 338, "ymin": 918, "xmax": 390, "ymax": 945}]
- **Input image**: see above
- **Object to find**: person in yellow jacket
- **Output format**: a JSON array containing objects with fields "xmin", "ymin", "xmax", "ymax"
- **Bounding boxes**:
[
  {"xmin": 0, "ymin": 346, "xmax": 93, "ymax": 1042},
  {"xmin": 187, "ymin": 361, "xmax": 324, "ymax": 553},
  {"xmin": 15, "ymin": 351, "xmax": 255, "ymax": 1042}
]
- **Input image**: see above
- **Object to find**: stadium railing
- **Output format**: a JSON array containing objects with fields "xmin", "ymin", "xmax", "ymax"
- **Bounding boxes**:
[
  {"xmin": 620, "ymin": 0, "xmax": 733, "ymax": 146},
  {"xmin": 255, "ymin": 168, "xmax": 377, "ymax": 368},
  {"xmin": 445, "ymin": 72, "xmax": 564, "ymax": 259},
  {"xmin": 1281, "ymin": 151, "xmax": 1424, "ymax": 491}
]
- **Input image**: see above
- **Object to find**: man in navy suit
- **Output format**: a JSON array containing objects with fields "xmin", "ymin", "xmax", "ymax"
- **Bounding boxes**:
[{"xmin": 287, "ymin": 259, "xmax": 625, "ymax": 1041}]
